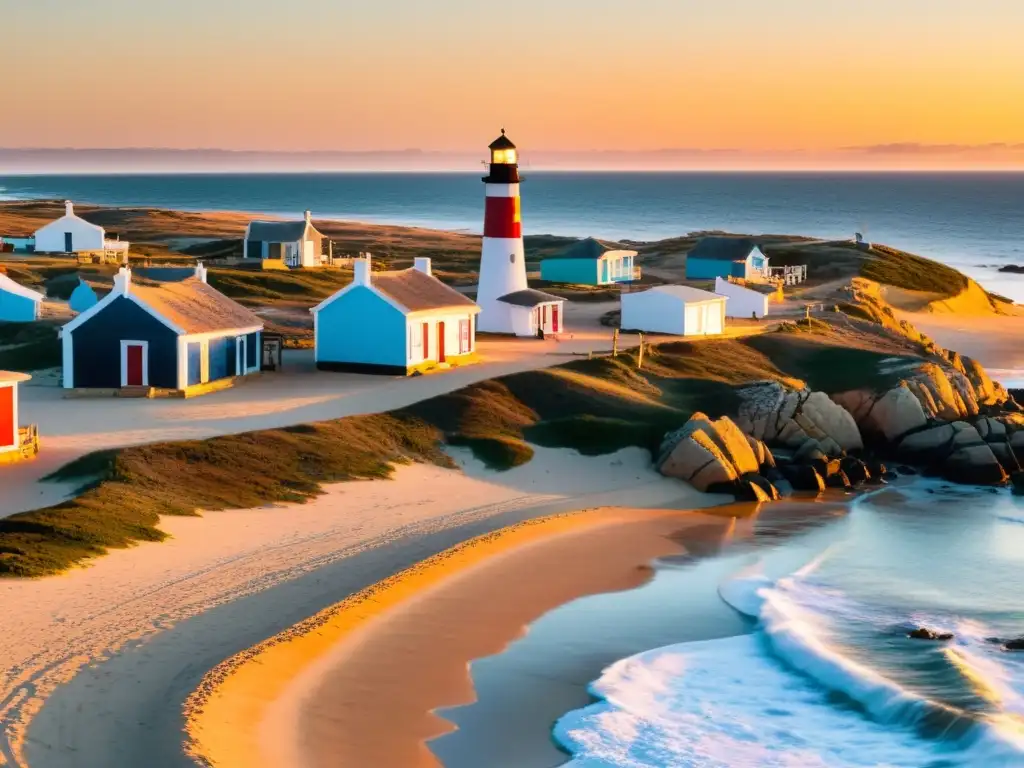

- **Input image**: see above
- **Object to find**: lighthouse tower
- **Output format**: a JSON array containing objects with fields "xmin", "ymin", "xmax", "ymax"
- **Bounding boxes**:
[{"xmin": 476, "ymin": 130, "xmax": 529, "ymax": 333}]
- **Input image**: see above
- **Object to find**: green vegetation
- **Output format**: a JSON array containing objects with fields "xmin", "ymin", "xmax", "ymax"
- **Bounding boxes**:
[
  {"xmin": 861, "ymin": 244, "xmax": 969, "ymax": 297},
  {"xmin": 0, "ymin": 415, "xmax": 450, "ymax": 577},
  {"xmin": 207, "ymin": 266, "xmax": 353, "ymax": 304}
]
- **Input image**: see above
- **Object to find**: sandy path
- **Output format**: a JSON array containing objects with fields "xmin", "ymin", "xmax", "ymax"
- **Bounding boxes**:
[{"xmin": 2, "ymin": 448, "xmax": 714, "ymax": 768}]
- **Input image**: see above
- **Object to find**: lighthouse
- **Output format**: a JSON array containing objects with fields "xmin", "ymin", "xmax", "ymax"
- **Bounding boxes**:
[{"xmin": 476, "ymin": 130, "xmax": 564, "ymax": 337}]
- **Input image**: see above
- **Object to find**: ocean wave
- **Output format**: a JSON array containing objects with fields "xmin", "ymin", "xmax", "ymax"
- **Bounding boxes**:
[
  {"xmin": 718, "ymin": 561, "xmax": 1024, "ymax": 763},
  {"xmin": 553, "ymin": 635, "xmax": 947, "ymax": 767}
]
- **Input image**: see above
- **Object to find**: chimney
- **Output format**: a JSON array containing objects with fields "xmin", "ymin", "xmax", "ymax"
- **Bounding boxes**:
[
  {"xmin": 65, "ymin": 200, "xmax": 74, "ymax": 217},
  {"xmin": 353, "ymin": 254, "xmax": 371, "ymax": 286},
  {"xmin": 113, "ymin": 266, "xmax": 132, "ymax": 295},
  {"xmin": 413, "ymin": 257, "xmax": 432, "ymax": 277},
  {"xmin": 195, "ymin": 261, "xmax": 208, "ymax": 284},
  {"xmin": 304, "ymin": 210, "xmax": 312, "ymax": 224}
]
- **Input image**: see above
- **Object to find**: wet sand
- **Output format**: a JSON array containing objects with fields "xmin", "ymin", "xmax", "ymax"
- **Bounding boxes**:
[{"xmin": 185, "ymin": 506, "xmax": 750, "ymax": 768}]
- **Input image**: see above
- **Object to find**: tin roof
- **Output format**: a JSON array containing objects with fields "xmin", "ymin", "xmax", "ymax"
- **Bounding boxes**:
[
  {"xmin": 247, "ymin": 220, "xmax": 319, "ymax": 242},
  {"xmin": 687, "ymin": 237, "xmax": 758, "ymax": 262},
  {"xmin": 642, "ymin": 285, "xmax": 726, "ymax": 303},
  {"xmin": 497, "ymin": 288, "xmax": 565, "ymax": 307}
]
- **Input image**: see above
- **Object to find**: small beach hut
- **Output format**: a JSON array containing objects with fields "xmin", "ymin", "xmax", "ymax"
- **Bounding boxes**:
[
  {"xmin": 244, "ymin": 211, "xmax": 326, "ymax": 268},
  {"xmin": 33, "ymin": 201, "xmax": 129, "ymax": 256},
  {"xmin": 0, "ymin": 371, "xmax": 37, "ymax": 463},
  {"xmin": 685, "ymin": 237, "xmax": 769, "ymax": 281},
  {"xmin": 68, "ymin": 279, "xmax": 99, "ymax": 313},
  {"xmin": 540, "ymin": 238, "xmax": 639, "ymax": 285},
  {"xmin": 494, "ymin": 288, "xmax": 566, "ymax": 337},
  {"xmin": 0, "ymin": 270, "xmax": 44, "ymax": 322},
  {"xmin": 60, "ymin": 263, "xmax": 264, "ymax": 393},
  {"xmin": 620, "ymin": 285, "xmax": 727, "ymax": 336},
  {"xmin": 311, "ymin": 256, "xmax": 480, "ymax": 375},
  {"xmin": 714, "ymin": 277, "xmax": 770, "ymax": 318}
]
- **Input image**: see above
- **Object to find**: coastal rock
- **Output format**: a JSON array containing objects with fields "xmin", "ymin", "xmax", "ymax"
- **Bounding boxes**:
[
  {"xmin": 908, "ymin": 628, "xmax": 954, "ymax": 641},
  {"xmin": 737, "ymin": 383, "xmax": 862, "ymax": 455},
  {"xmin": 898, "ymin": 422, "xmax": 1008, "ymax": 486},
  {"xmin": 1011, "ymin": 472, "xmax": 1024, "ymax": 496},
  {"xmin": 658, "ymin": 414, "xmax": 766, "ymax": 496},
  {"xmin": 1003, "ymin": 637, "xmax": 1024, "ymax": 651},
  {"xmin": 835, "ymin": 384, "xmax": 927, "ymax": 443},
  {"xmin": 781, "ymin": 464, "xmax": 826, "ymax": 493},
  {"xmin": 998, "ymin": 264, "xmax": 1024, "ymax": 274},
  {"xmin": 840, "ymin": 456, "xmax": 871, "ymax": 486}
]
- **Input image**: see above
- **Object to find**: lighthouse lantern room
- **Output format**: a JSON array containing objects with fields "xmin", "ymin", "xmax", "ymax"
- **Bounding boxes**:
[{"xmin": 476, "ymin": 130, "xmax": 564, "ymax": 336}]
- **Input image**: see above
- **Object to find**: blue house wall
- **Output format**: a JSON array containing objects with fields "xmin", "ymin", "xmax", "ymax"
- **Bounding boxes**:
[
  {"xmin": 71, "ymin": 297, "xmax": 178, "ymax": 388},
  {"xmin": 246, "ymin": 331, "xmax": 260, "ymax": 370},
  {"xmin": 540, "ymin": 258, "xmax": 600, "ymax": 285},
  {"xmin": 316, "ymin": 286, "xmax": 407, "ymax": 371},
  {"xmin": 686, "ymin": 257, "xmax": 740, "ymax": 280},
  {"xmin": 0, "ymin": 289, "xmax": 39, "ymax": 322}
]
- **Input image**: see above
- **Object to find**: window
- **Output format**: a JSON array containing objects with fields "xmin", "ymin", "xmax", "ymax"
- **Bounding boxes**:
[
  {"xmin": 509, "ymin": 253, "xmax": 516, "ymax": 264},
  {"xmin": 459, "ymin": 319, "xmax": 470, "ymax": 354}
]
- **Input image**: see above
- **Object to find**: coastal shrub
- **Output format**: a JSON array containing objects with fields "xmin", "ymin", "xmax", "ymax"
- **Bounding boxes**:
[
  {"xmin": 448, "ymin": 435, "xmax": 534, "ymax": 470},
  {"xmin": 861, "ymin": 245, "xmax": 968, "ymax": 298},
  {"xmin": 525, "ymin": 416, "xmax": 665, "ymax": 456},
  {"xmin": 0, "ymin": 323, "xmax": 61, "ymax": 371}
]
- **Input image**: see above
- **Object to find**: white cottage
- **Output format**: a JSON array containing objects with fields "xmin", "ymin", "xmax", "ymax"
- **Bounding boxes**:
[
  {"xmin": 244, "ymin": 211, "xmax": 326, "ymax": 268},
  {"xmin": 714, "ymin": 277, "xmax": 770, "ymax": 319},
  {"xmin": 620, "ymin": 285, "xmax": 727, "ymax": 336},
  {"xmin": 33, "ymin": 201, "xmax": 129, "ymax": 256}
]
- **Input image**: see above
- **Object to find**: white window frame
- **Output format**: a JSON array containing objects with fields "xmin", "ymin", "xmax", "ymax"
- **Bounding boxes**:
[
  {"xmin": 236, "ymin": 335, "xmax": 246, "ymax": 375},
  {"xmin": 120, "ymin": 339, "xmax": 150, "ymax": 387}
]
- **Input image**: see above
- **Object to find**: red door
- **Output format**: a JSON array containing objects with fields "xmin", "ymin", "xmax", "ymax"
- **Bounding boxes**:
[
  {"xmin": 422, "ymin": 323, "xmax": 430, "ymax": 360},
  {"xmin": 437, "ymin": 322, "xmax": 446, "ymax": 363},
  {"xmin": 552, "ymin": 304, "xmax": 560, "ymax": 333},
  {"xmin": 126, "ymin": 345, "xmax": 144, "ymax": 386},
  {"xmin": 0, "ymin": 386, "xmax": 13, "ymax": 448}
]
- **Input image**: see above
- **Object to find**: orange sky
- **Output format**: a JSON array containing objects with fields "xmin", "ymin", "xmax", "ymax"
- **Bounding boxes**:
[{"xmin": 3, "ymin": 0, "xmax": 1023, "ymax": 168}]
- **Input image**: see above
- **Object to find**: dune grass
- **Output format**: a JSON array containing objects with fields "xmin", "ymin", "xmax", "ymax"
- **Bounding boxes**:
[
  {"xmin": 0, "ymin": 322, "xmax": 61, "ymax": 371},
  {"xmin": 861, "ymin": 244, "xmax": 969, "ymax": 298}
]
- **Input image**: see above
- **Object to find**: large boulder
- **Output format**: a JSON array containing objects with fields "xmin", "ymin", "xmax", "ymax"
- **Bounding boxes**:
[
  {"xmin": 658, "ymin": 414, "xmax": 774, "ymax": 496},
  {"xmin": 840, "ymin": 456, "xmax": 871, "ymax": 486},
  {"xmin": 897, "ymin": 422, "xmax": 1007, "ymax": 486},
  {"xmin": 737, "ymin": 384, "xmax": 863, "ymax": 455},
  {"xmin": 834, "ymin": 384, "xmax": 927, "ymax": 443},
  {"xmin": 781, "ymin": 463, "xmax": 826, "ymax": 493}
]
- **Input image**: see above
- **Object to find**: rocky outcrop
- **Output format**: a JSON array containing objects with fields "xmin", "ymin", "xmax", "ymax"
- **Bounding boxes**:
[
  {"xmin": 908, "ymin": 628, "xmax": 954, "ymax": 641},
  {"xmin": 658, "ymin": 413, "xmax": 777, "ymax": 498},
  {"xmin": 737, "ymin": 382, "xmax": 863, "ymax": 455}
]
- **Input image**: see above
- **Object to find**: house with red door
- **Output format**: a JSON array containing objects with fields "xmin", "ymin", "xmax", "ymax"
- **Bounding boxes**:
[
  {"xmin": 311, "ymin": 255, "xmax": 480, "ymax": 375},
  {"xmin": 59, "ymin": 264, "xmax": 264, "ymax": 394},
  {"xmin": 0, "ymin": 371, "xmax": 38, "ymax": 464}
]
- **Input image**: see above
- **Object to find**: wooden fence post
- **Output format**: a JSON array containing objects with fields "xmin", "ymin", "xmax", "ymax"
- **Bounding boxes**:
[
  {"xmin": 637, "ymin": 333, "xmax": 645, "ymax": 370},
  {"xmin": 612, "ymin": 329, "xmax": 620, "ymax": 357}
]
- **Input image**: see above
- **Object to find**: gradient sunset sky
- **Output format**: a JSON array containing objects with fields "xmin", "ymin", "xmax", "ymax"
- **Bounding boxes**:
[{"xmin": 3, "ymin": 0, "xmax": 1023, "ymax": 168}]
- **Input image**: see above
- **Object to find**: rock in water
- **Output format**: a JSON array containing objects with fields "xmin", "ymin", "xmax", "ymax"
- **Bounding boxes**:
[
  {"xmin": 840, "ymin": 456, "xmax": 871, "ymax": 486},
  {"xmin": 781, "ymin": 464, "xmax": 826, "ymax": 493},
  {"xmin": 1003, "ymin": 637, "xmax": 1024, "ymax": 650},
  {"xmin": 1012, "ymin": 473, "xmax": 1024, "ymax": 496},
  {"xmin": 908, "ymin": 628, "xmax": 954, "ymax": 641}
]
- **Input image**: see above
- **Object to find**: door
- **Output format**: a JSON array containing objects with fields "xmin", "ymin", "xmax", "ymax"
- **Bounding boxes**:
[
  {"xmin": 0, "ymin": 385, "xmax": 13, "ymax": 449},
  {"xmin": 125, "ymin": 344, "xmax": 144, "ymax": 386},
  {"xmin": 64, "ymin": 232, "xmax": 73, "ymax": 252},
  {"xmin": 236, "ymin": 336, "xmax": 246, "ymax": 374},
  {"xmin": 552, "ymin": 304, "xmax": 560, "ymax": 333},
  {"xmin": 601, "ymin": 260, "xmax": 609, "ymax": 284},
  {"xmin": 437, "ymin": 321, "xmax": 446, "ymax": 363},
  {"xmin": 422, "ymin": 323, "xmax": 430, "ymax": 360}
]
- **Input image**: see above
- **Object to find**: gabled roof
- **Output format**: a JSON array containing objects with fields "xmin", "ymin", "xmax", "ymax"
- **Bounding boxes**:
[
  {"xmin": 0, "ymin": 273, "xmax": 44, "ymax": 303},
  {"xmin": 371, "ymin": 269, "xmax": 479, "ymax": 313},
  {"xmin": 129, "ymin": 278, "xmax": 263, "ymax": 334},
  {"xmin": 133, "ymin": 267, "xmax": 195, "ymax": 283},
  {"xmin": 687, "ymin": 237, "xmax": 758, "ymax": 263},
  {"xmin": 498, "ymin": 288, "xmax": 564, "ymax": 307},
  {"xmin": 642, "ymin": 285, "xmax": 726, "ymax": 303},
  {"xmin": 551, "ymin": 237, "xmax": 636, "ymax": 261},
  {"xmin": 246, "ymin": 220, "xmax": 319, "ymax": 242},
  {"xmin": 311, "ymin": 267, "xmax": 478, "ymax": 316}
]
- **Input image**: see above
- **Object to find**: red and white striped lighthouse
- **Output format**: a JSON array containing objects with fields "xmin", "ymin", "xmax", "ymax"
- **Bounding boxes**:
[{"xmin": 476, "ymin": 129, "xmax": 529, "ymax": 333}]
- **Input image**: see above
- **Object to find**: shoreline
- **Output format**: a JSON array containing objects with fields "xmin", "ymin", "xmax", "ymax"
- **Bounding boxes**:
[
  {"xmin": 184, "ymin": 499, "xmax": 846, "ymax": 768},
  {"xmin": 184, "ymin": 506, "xmax": 739, "ymax": 768}
]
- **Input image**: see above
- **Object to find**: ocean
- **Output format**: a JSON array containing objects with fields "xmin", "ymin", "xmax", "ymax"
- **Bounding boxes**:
[
  {"xmin": 431, "ymin": 486, "xmax": 1024, "ymax": 767},
  {"xmin": 3, "ymin": 171, "xmax": 1024, "ymax": 300}
]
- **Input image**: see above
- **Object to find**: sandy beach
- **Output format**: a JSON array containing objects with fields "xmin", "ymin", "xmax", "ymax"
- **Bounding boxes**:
[
  {"xmin": 5, "ymin": 446, "xmax": 718, "ymax": 768},
  {"xmin": 899, "ymin": 309, "xmax": 1024, "ymax": 372},
  {"xmin": 186, "ymin": 506, "xmax": 744, "ymax": 768}
]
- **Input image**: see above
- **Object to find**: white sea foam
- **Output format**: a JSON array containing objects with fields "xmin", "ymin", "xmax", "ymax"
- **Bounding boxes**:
[
  {"xmin": 555, "ymin": 559, "xmax": 1024, "ymax": 767},
  {"xmin": 554, "ymin": 635, "xmax": 945, "ymax": 767}
]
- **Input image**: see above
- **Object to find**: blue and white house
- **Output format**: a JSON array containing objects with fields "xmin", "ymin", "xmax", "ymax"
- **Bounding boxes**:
[
  {"xmin": 312, "ymin": 256, "xmax": 480, "ymax": 375},
  {"xmin": 68, "ymin": 279, "xmax": 99, "ymax": 313},
  {"xmin": 60, "ymin": 264, "xmax": 264, "ymax": 393},
  {"xmin": 0, "ymin": 271, "xmax": 44, "ymax": 322},
  {"xmin": 540, "ymin": 238, "xmax": 639, "ymax": 285},
  {"xmin": 685, "ymin": 237, "xmax": 769, "ymax": 281}
]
